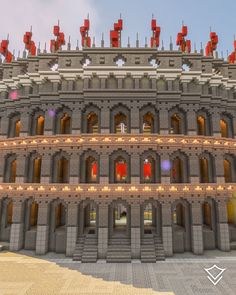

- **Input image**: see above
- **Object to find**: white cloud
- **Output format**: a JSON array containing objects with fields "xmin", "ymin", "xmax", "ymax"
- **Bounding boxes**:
[{"xmin": 0, "ymin": 0, "xmax": 99, "ymax": 56}]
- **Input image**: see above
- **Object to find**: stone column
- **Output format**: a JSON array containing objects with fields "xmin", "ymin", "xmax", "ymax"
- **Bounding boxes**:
[
  {"xmin": 66, "ymin": 201, "xmax": 79, "ymax": 256},
  {"xmin": 131, "ymin": 202, "xmax": 141, "ymax": 259},
  {"xmin": 191, "ymin": 200, "xmax": 203, "ymax": 254},
  {"xmin": 16, "ymin": 153, "xmax": 27, "ymax": 183},
  {"xmin": 41, "ymin": 154, "xmax": 51, "ymax": 183},
  {"xmin": 189, "ymin": 154, "xmax": 200, "ymax": 184},
  {"xmin": 19, "ymin": 111, "xmax": 31, "ymax": 137},
  {"xmin": 131, "ymin": 153, "xmax": 140, "ymax": 184},
  {"xmin": 130, "ymin": 106, "xmax": 139, "ymax": 134},
  {"xmin": 10, "ymin": 199, "xmax": 25, "ymax": 251},
  {"xmin": 211, "ymin": 109, "xmax": 221, "ymax": 137},
  {"xmin": 71, "ymin": 108, "xmax": 81, "ymax": 134},
  {"xmin": 69, "ymin": 154, "xmax": 79, "ymax": 184},
  {"xmin": 187, "ymin": 109, "xmax": 197, "ymax": 135},
  {"xmin": 216, "ymin": 199, "xmax": 230, "ymax": 251},
  {"xmin": 101, "ymin": 106, "xmax": 110, "ymax": 134},
  {"xmin": 44, "ymin": 109, "xmax": 54, "ymax": 135},
  {"xmin": 159, "ymin": 107, "xmax": 169, "ymax": 135},
  {"xmin": 161, "ymin": 201, "xmax": 173, "ymax": 256},
  {"xmin": 36, "ymin": 199, "xmax": 50, "ymax": 255},
  {"xmin": 100, "ymin": 153, "xmax": 109, "ymax": 184},
  {"xmin": 215, "ymin": 153, "xmax": 225, "ymax": 184},
  {"xmin": 0, "ymin": 114, "xmax": 9, "ymax": 138},
  {"xmin": 98, "ymin": 202, "xmax": 109, "ymax": 259}
]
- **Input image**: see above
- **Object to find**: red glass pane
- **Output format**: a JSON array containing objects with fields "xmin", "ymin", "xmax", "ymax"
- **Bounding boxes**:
[
  {"xmin": 143, "ymin": 162, "xmax": 152, "ymax": 178},
  {"xmin": 116, "ymin": 162, "xmax": 127, "ymax": 180},
  {"xmin": 91, "ymin": 162, "xmax": 97, "ymax": 178}
]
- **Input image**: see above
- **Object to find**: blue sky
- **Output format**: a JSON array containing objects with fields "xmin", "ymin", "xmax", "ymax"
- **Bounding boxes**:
[{"xmin": 0, "ymin": 0, "xmax": 235, "ymax": 58}]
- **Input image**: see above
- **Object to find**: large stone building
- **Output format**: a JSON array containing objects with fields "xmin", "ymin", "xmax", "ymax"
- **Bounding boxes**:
[{"xmin": 0, "ymin": 41, "xmax": 236, "ymax": 262}]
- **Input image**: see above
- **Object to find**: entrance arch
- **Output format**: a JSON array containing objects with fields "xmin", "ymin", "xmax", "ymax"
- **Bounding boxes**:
[
  {"xmin": 141, "ymin": 200, "xmax": 162, "ymax": 237},
  {"xmin": 202, "ymin": 199, "xmax": 217, "ymax": 250}
]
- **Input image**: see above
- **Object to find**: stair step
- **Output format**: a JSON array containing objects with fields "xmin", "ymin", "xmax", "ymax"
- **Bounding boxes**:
[{"xmin": 230, "ymin": 241, "xmax": 236, "ymax": 250}]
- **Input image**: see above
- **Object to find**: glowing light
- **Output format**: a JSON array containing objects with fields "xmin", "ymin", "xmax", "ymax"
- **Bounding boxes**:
[
  {"xmin": 143, "ymin": 186, "xmax": 151, "ymax": 192},
  {"xmin": 129, "ymin": 138, "xmax": 137, "ymax": 142},
  {"xmin": 63, "ymin": 186, "xmax": 70, "ymax": 191},
  {"xmin": 155, "ymin": 138, "xmax": 163, "ymax": 143},
  {"xmin": 206, "ymin": 186, "xmax": 213, "ymax": 191},
  {"xmin": 183, "ymin": 186, "xmax": 189, "ymax": 191},
  {"xmin": 17, "ymin": 186, "xmax": 23, "ymax": 191},
  {"xmin": 48, "ymin": 109, "xmax": 56, "ymax": 117},
  {"xmin": 129, "ymin": 186, "xmax": 138, "ymax": 191},
  {"xmin": 65, "ymin": 138, "xmax": 72, "ymax": 143},
  {"xmin": 50, "ymin": 187, "xmax": 57, "ymax": 191},
  {"xmin": 76, "ymin": 186, "xmax": 83, "ymax": 191},
  {"xmin": 217, "ymin": 185, "xmax": 224, "ymax": 191},
  {"xmin": 90, "ymin": 138, "xmax": 98, "ymax": 142},
  {"xmin": 9, "ymin": 90, "xmax": 18, "ymax": 100},
  {"xmin": 169, "ymin": 186, "xmax": 177, "ymax": 192},
  {"xmin": 88, "ymin": 186, "xmax": 97, "ymax": 192},
  {"xmin": 115, "ymin": 186, "xmax": 124, "ymax": 192},
  {"xmin": 38, "ymin": 186, "xmax": 45, "ymax": 191},
  {"xmin": 27, "ymin": 186, "xmax": 34, "ymax": 191},
  {"xmin": 102, "ymin": 186, "xmax": 111, "ymax": 192},
  {"xmin": 161, "ymin": 160, "xmax": 171, "ymax": 171},
  {"xmin": 156, "ymin": 186, "xmax": 164, "ymax": 191}
]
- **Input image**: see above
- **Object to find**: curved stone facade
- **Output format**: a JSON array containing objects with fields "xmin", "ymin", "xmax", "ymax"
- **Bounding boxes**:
[{"xmin": 0, "ymin": 48, "xmax": 236, "ymax": 262}]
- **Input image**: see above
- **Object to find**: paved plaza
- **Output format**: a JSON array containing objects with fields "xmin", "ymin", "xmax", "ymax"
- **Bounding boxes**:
[{"xmin": 0, "ymin": 250, "xmax": 236, "ymax": 295}]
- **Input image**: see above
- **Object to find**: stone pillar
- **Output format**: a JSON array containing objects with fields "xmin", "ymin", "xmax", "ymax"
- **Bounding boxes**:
[
  {"xmin": 159, "ymin": 107, "xmax": 169, "ymax": 135},
  {"xmin": 131, "ymin": 153, "xmax": 140, "ymax": 184},
  {"xmin": 36, "ymin": 199, "xmax": 50, "ymax": 255},
  {"xmin": 0, "ymin": 114, "xmax": 9, "ymax": 138},
  {"xmin": 16, "ymin": 154, "xmax": 27, "ymax": 183},
  {"xmin": 191, "ymin": 200, "xmax": 203, "ymax": 254},
  {"xmin": 161, "ymin": 201, "xmax": 173, "ymax": 256},
  {"xmin": 0, "ymin": 154, "xmax": 5, "ymax": 183},
  {"xmin": 189, "ymin": 154, "xmax": 200, "ymax": 184},
  {"xmin": 216, "ymin": 199, "xmax": 230, "ymax": 251},
  {"xmin": 131, "ymin": 203, "xmax": 141, "ymax": 259},
  {"xmin": 41, "ymin": 154, "xmax": 51, "ymax": 183},
  {"xmin": 98, "ymin": 202, "xmax": 108, "ymax": 259},
  {"xmin": 187, "ymin": 109, "xmax": 197, "ymax": 135},
  {"xmin": 19, "ymin": 111, "xmax": 30, "ymax": 137},
  {"xmin": 66, "ymin": 201, "xmax": 79, "ymax": 256},
  {"xmin": 100, "ymin": 153, "xmax": 109, "ymax": 184},
  {"xmin": 101, "ymin": 106, "xmax": 110, "ymax": 134},
  {"xmin": 71, "ymin": 109, "xmax": 81, "ymax": 134},
  {"xmin": 69, "ymin": 154, "xmax": 79, "ymax": 184},
  {"xmin": 131, "ymin": 106, "xmax": 139, "ymax": 134},
  {"xmin": 215, "ymin": 153, "xmax": 225, "ymax": 184},
  {"xmin": 44, "ymin": 109, "xmax": 54, "ymax": 135},
  {"xmin": 9, "ymin": 199, "xmax": 25, "ymax": 251},
  {"xmin": 211, "ymin": 109, "xmax": 221, "ymax": 137}
]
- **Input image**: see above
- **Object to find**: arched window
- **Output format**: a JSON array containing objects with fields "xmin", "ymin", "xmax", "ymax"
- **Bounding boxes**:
[
  {"xmin": 86, "ymin": 156, "xmax": 98, "ymax": 183},
  {"xmin": 30, "ymin": 202, "xmax": 38, "ymax": 227},
  {"xmin": 115, "ymin": 157, "xmax": 127, "ymax": 182},
  {"xmin": 202, "ymin": 202, "xmax": 212, "ymax": 229},
  {"xmin": 8, "ymin": 114, "xmax": 21, "ymax": 138},
  {"xmin": 173, "ymin": 203, "xmax": 185, "ymax": 227},
  {"xmin": 171, "ymin": 113, "xmax": 181, "ymax": 134},
  {"xmin": 197, "ymin": 116, "xmax": 206, "ymax": 135},
  {"xmin": 227, "ymin": 200, "xmax": 235, "ymax": 224},
  {"xmin": 115, "ymin": 112, "xmax": 127, "ymax": 134},
  {"xmin": 87, "ymin": 112, "xmax": 99, "ymax": 133},
  {"xmin": 143, "ymin": 158, "xmax": 153, "ymax": 181},
  {"xmin": 169, "ymin": 107, "xmax": 186, "ymax": 135},
  {"xmin": 32, "ymin": 158, "xmax": 41, "ymax": 183},
  {"xmin": 199, "ymin": 153, "xmax": 214, "ymax": 183},
  {"xmin": 57, "ymin": 157, "xmax": 69, "ymax": 183},
  {"xmin": 220, "ymin": 114, "xmax": 233, "ymax": 138},
  {"xmin": 60, "ymin": 113, "xmax": 71, "ymax": 134},
  {"xmin": 15, "ymin": 120, "xmax": 21, "ymax": 137},
  {"xmin": 223, "ymin": 155, "xmax": 236, "ymax": 183},
  {"xmin": 224, "ymin": 159, "xmax": 232, "ymax": 183},
  {"xmin": 36, "ymin": 115, "xmax": 44, "ymax": 135},
  {"xmin": 220, "ymin": 119, "xmax": 228, "ymax": 138},
  {"xmin": 143, "ymin": 112, "xmax": 154, "ymax": 134},
  {"xmin": 7, "ymin": 201, "xmax": 13, "ymax": 225},
  {"xmin": 171, "ymin": 157, "xmax": 183, "ymax": 183},
  {"xmin": 55, "ymin": 203, "xmax": 66, "ymax": 228}
]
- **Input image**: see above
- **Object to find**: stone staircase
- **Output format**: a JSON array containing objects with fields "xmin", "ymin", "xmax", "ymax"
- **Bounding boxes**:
[
  {"xmin": 141, "ymin": 234, "xmax": 165, "ymax": 262},
  {"xmin": 107, "ymin": 236, "xmax": 131, "ymax": 263},
  {"xmin": 230, "ymin": 241, "xmax": 236, "ymax": 250},
  {"xmin": 0, "ymin": 242, "xmax": 9, "ymax": 252},
  {"xmin": 73, "ymin": 234, "xmax": 98, "ymax": 262}
]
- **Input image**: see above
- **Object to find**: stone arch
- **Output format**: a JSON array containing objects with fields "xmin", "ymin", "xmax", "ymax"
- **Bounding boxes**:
[
  {"xmin": 108, "ymin": 198, "xmax": 131, "ymax": 238},
  {"xmin": 199, "ymin": 152, "xmax": 215, "ymax": 183},
  {"xmin": 139, "ymin": 104, "xmax": 159, "ymax": 134},
  {"xmin": 8, "ymin": 112, "xmax": 21, "ymax": 138},
  {"xmin": 89, "ymin": 75, "xmax": 100, "ymax": 89},
  {"xmin": 123, "ymin": 75, "xmax": 134, "ymax": 89},
  {"xmin": 140, "ymin": 150, "xmax": 160, "ymax": 183},
  {"xmin": 24, "ymin": 198, "xmax": 39, "ymax": 250},
  {"xmin": 220, "ymin": 113, "xmax": 234, "ymax": 138},
  {"xmin": 51, "ymin": 151, "xmax": 70, "ymax": 183},
  {"xmin": 110, "ymin": 104, "xmax": 130, "ymax": 133},
  {"xmin": 223, "ymin": 154, "xmax": 236, "ymax": 183},
  {"xmin": 202, "ymin": 198, "xmax": 217, "ymax": 250},
  {"xmin": 26, "ymin": 151, "xmax": 42, "ymax": 183},
  {"xmin": 172, "ymin": 198, "xmax": 191, "ymax": 252},
  {"xmin": 4, "ymin": 153, "xmax": 17, "ymax": 183},
  {"xmin": 157, "ymin": 78, "xmax": 167, "ymax": 91},
  {"xmin": 54, "ymin": 106, "xmax": 72, "ymax": 135},
  {"xmin": 227, "ymin": 196, "xmax": 236, "ymax": 245},
  {"xmin": 79, "ymin": 198, "xmax": 98, "ymax": 236},
  {"xmin": 30, "ymin": 109, "xmax": 45, "ymax": 136},
  {"xmin": 140, "ymin": 76, "xmax": 151, "ymax": 89},
  {"xmin": 170, "ymin": 150, "xmax": 189, "ymax": 183},
  {"xmin": 109, "ymin": 149, "xmax": 131, "ymax": 183},
  {"xmin": 169, "ymin": 106, "xmax": 187, "ymax": 135},
  {"xmin": 80, "ymin": 149, "xmax": 99, "ymax": 183},
  {"xmin": 106, "ymin": 75, "xmax": 118, "ymax": 89},
  {"xmin": 82, "ymin": 104, "xmax": 100, "ymax": 134},
  {"xmin": 0, "ymin": 198, "xmax": 13, "ymax": 242},
  {"xmin": 196, "ymin": 108, "xmax": 212, "ymax": 136}
]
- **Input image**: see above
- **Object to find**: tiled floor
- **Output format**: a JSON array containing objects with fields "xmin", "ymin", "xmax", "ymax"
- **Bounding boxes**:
[{"xmin": 0, "ymin": 250, "xmax": 236, "ymax": 295}]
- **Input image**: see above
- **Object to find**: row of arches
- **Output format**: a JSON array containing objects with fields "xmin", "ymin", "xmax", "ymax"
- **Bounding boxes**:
[
  {"xmin": 6, "ymin": 105, "xmax": 235, "ymax": 138},
  {"xmin": 3, "ymin": 150, "xmax": 236, "ymax": 184},
  {"xmin": 1, "ymin": 197, "xmax": 235, "ymax": 254}
]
